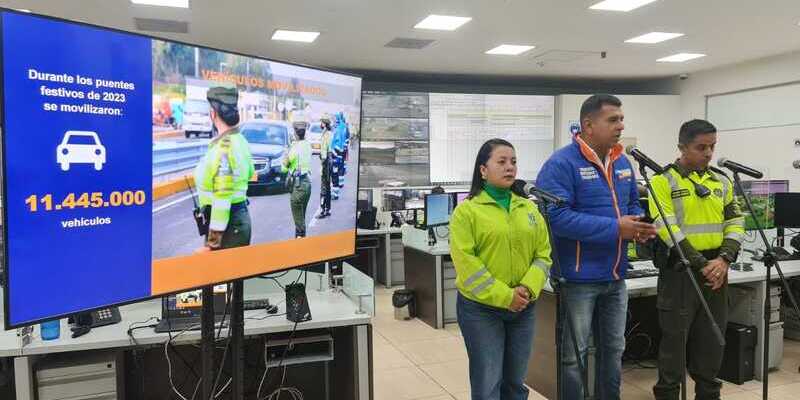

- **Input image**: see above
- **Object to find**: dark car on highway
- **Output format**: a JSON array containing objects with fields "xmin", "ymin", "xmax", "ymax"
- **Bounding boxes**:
[{"xmin": 241, "ymin": 119, "xmax": 294, "ymax": 195}]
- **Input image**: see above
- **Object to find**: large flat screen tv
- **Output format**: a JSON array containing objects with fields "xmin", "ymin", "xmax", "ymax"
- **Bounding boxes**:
[{"xmin": 1, "ymin": 10, "xmax": 362, "ymax": 328}]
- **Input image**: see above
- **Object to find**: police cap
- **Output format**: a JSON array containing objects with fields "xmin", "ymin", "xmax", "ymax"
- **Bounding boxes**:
[
  {"xmin": 293, "ymin": 121, "xmax": 309, "ymax": 132},
  {"xmin": 206, "ymin": 87, "xmax": 238, "ymax": 107}
]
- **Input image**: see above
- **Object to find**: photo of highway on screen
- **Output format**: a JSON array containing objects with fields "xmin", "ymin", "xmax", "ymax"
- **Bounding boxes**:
[{"xmin": 149, "ymin": 41, "xmax": 361, "ymax": 260}]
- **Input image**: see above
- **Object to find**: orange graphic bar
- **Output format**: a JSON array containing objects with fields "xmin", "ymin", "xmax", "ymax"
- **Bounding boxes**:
[{"xmin": 151, "ymin": 230, "xmax": 355, "ymax": 295}]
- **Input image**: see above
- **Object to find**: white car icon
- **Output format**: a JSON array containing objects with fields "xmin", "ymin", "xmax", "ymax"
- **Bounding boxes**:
[{"xmin": 57, "ymin": 131, "xmax": 106, "ymax": 171}]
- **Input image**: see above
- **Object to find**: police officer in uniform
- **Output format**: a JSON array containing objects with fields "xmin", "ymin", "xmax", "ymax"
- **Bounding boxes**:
[
  {"xmin": 317, "ymin": 116, "xmax": 333, "ymax": 218},
  {"xmin": 194, "ymin": 87, "xmax": 254, "ymax": 251},
  {"xmin": 649, "ymin": 119, "xmax": 745, "ymax": 400},
  {"xmin": 283, "ymin": 120, "xmax": 313, "ymax": 237}
]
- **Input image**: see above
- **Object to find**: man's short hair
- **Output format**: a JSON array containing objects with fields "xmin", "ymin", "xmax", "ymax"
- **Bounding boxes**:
[
  {"xmin": 678, "ymin": 119, "xmax": 717, "ymax": 145},
  {"xmin": 580, "ymin": 94, "xmax": 622, "ymax": 124}
]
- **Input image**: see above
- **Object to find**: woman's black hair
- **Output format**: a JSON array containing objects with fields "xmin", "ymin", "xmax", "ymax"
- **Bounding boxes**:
[
  {"xmin": 468, "ymin": 138, "xmax": 515, "ymax": 199},
  {"xmin": 210, "ymin": 101, "xmax": 240, "ymax": 126}
]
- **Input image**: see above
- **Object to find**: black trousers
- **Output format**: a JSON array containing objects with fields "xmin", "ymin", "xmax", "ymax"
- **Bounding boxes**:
[
  {"xmin": 320, "ymin": 158, "xmax": 331, "ymax": 211},
  {"xmin": 653, "ymin": 249, "xmax": 728, "ymax": 400}
]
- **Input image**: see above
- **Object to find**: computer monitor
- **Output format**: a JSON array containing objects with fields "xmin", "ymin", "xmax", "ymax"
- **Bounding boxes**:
[
  {"xmin": 155, "ymin": 284, "xmax": 228, "ymax": 332},
  {"xmin": 735, "ymin": 180, "xmax": 789, "ymax": 230},
  {"xmin": 382, "ymin": 190, "xmax": 405, "ymax": 212},
  {"xmin": 455, "ymin": 191, "xmax": 469, "ymax": 205},
  {"xmin": 425, "ymin": 193, "xmax": 452, "ymax": 227},
  {"xmin": 774, "ymin": 193, "xmax": 800, "ymax": 228},
  {"xmin": 357, "ymin": 189, "xmax": 373, "ymax": 211},
  {"xmin": 405, "ymin": 189, "xmax": 430, "ymax": 210},
  {"xmin": 1, "ymin": 10, "xmax": 363, "ymax": 328},
  {"xmin": 164, "ymin": 285, "xmax": 228, "ymax": 320}
]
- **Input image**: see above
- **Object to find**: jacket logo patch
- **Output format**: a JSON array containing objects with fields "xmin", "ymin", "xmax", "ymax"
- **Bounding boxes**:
[
  {"xmin": 528, "ymin": 213, "xmax": 536, "ymax": 226},
  {"xmin": 616, "ymin": 168, "xmax": 632, "ymax": 180},
  {"xmin": 579, "ymin": 167, "xmax": 599, "ymax": 180},
  {"xmin": 671, "ymin": 189, "xmax": 690, "ymax": 199},
  {"xmin": 713, "ymin": 188, "xmax": 723, "ymax": 198}
]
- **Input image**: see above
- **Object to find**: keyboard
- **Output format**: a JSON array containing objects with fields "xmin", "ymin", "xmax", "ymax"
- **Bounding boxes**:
[
  {"xmin": 243, "ymin": 298, "xmax": 272, "ymax": 311},
  {"xmin": 626, "ymin": 268, "xmax": 659, "ymax": 279}
]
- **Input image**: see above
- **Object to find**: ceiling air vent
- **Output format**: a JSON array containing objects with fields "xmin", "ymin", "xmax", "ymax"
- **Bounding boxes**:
[
  {"xmin": 531, "ymin": 50, "xmax": 602, "ymax": 65},
  {"xmin": 134, "ymin": 17, "xmax": 189, "ymax": 34},
  {"xmin": 384, "ymin": 38, "xmax": 435, "ymax": 50}
]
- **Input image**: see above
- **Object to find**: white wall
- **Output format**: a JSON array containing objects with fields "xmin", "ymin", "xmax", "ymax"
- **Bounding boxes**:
[
  {"xmin": 556, "ymin": 94, "xmax": 682, "ymax": 175},
  {"xmin": 678, "ymin": 50, "xmax": 800, "ymax": 189}
]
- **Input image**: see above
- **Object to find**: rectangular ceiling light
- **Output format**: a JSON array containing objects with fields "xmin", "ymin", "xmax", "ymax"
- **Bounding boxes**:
[
  {"xmin": 625, "ymin": 32, "xmax": 684, "ymax": 44},
  {"xmin": 131, "ymin": 0, "xmax": 189, "ymax": 8},
  {"xmin": 271, "ymin": 30, "xmax": 320, "ymax": 43},
  {"xmin": 414, "ymin": 15, "xmax": 472, "ymax": 31},
  {"xmin": 657, "ymin": 53, "xmax": 706, "ymax": 62},
  {"xmin": 485, "ymin": 44, "xmax": 535, "ymax": 55},
  {"xmin": 589, "ymin": 0, "xmax": 658, "ymax": 12}
]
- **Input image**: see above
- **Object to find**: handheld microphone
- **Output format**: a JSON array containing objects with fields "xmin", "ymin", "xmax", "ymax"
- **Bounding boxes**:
[
  {"xmin": 625, "ymin": 145, "xmax": 663, "ymax": 174},
  {"xmin": 512, "ymin": 180, "xmax": 566, "ymax": 206},
  {"xmin": 717, "ymin": 158, "xmax": 763, "ymax": 179}
]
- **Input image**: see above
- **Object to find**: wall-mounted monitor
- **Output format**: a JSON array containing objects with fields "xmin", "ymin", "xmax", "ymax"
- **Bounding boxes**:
[
  {"xmin": 1, "ymin": 10, "xmax": 362, "ymax": 328},
  {"xmin": 774, "ymin": 192, "xmax": 800, "ymax": 229}
]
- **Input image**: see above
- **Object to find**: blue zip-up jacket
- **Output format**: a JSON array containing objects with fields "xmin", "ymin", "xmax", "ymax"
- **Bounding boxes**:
[
  {"xmin": 332, "ymin": 112, "xmax": 347, "ymax": 153},
  {"xmin": 536, "ymin": 136, "xmax": 643, "ymax": 282}
]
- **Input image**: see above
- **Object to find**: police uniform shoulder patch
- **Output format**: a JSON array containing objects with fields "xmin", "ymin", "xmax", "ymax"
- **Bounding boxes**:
[
  {"xmin": 528, "ymin": 212, "xmax": 537, "ymax": 226},
  {"xmin": 671, "ymin": 188, "xmax": 690, "ymax": 199}
]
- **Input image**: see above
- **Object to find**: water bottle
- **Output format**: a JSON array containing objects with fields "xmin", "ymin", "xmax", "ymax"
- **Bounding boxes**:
[{"xmin": 40, "ymin": 319, "xmax": 60, "ymax": 340}]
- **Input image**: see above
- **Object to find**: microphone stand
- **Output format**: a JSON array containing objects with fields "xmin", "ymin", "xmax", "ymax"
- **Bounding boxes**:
[
  {"xmin": 535, "ymin": 197, "xmax": 591, "ymax": 400},
  {"xmin": 637, "ymin": 163, "xmax": 725, "ymax": 400},
  {"xmin": 730, "ymin": 171, "xmax": 800, "ymax": 400}
]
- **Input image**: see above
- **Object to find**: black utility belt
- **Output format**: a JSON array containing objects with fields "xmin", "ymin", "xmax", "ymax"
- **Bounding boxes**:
[{"xmin": 230, "ymin": 201, "xmax": 249, "ymax": 212}]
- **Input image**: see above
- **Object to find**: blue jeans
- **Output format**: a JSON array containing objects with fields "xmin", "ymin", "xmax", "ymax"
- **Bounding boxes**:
[
  {"xmin": 457, "ymin": 293, "xmax": 537, "ymax": 400},
  {"xmin": 559, "ymin": 280, "xmax": 628, "ymax": 400}
]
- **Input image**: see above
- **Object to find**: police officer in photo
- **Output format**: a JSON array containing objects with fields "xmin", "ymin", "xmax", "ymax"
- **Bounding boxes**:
[
  {"xmin": 194, "ymin": 87, "xmax": 254, "ymax": 251},
  {"xmin": 283, "ymin": 120, "xmax": 313, "ymax": 237},
  {"xmin": 317, "ymin": 116, "xmax": 333, "ymax": 218},
  {"xmin": 649, "ymin": 119, "xmax": 745, "ymax": 400}
]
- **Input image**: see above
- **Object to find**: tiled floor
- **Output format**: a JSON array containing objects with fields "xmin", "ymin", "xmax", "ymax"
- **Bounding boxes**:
[{"xmin": 372, "ymin": 286, "xmax": 800, "ymax": 399}]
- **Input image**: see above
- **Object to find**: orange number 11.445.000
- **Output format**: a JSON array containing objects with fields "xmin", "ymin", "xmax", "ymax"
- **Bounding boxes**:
[{"xmin": 25, "ymin": 191, "xmax": 146, "ymax": 212}]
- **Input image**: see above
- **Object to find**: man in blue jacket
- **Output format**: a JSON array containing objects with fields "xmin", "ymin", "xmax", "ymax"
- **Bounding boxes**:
[
  {"xmin": 537, "ymin": 94, "xmax": 657, "ymax": 400},
  {"xmin": 331, "ymin": 112, "xmax": 347, "ymax": 199}
]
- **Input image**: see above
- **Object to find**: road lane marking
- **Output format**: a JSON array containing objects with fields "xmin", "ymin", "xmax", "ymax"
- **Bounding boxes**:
[{"xmin": 153, "ymin": 194, "xmax": 194, "ymax": 214}]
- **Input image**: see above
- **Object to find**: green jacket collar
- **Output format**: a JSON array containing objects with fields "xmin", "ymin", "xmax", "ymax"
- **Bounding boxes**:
[
  {"xmin": 210, "ymin": 126, "xmax": 240, "ymax": 146},
  {"xmin": 671, "ymin": 160, "xmax": 719, "ymax": 182},
  {"xmin": 473, "ymin": 189, "xmax": 528, "ymax": 210}
]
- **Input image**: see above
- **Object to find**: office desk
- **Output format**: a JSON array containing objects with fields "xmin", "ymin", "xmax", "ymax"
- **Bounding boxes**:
[
  {"xmin": 0, "ymin": 289, "xmax": 373, "ymax": 400},
  {"xmin": 403, "ymin": 243, "xmax": 454, "ymax": 329},
  {"xmin": 357, "ymin": 227, "xmax": 403, "ymax": 288},
  {"xmin": 527, "ymin": 260, "xmax": 800, "ymax": 399}
]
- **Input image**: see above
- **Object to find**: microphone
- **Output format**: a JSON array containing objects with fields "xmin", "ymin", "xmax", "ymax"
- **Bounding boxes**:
[
  {"xmin": 513, "ymin": 180, "xmax": 566, "ymax": 206},
  {"xmin": 625, "ymin": 145, "xmax": 663, "ymax": 174},
  {"xmin": 717, "ymin": 158, "xmax": 763, "ymax": 179},
  {"xmin": 793, "ymin": 160, "xmax": 800, "ymax": 169}
]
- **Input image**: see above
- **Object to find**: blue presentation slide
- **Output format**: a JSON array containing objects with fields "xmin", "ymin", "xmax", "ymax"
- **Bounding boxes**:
[{"xmin": 3, "ymin": 13, "xmax": 153, "ymax": 325}]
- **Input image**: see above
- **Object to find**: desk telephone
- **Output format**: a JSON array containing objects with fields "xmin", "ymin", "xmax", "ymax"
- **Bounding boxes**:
[{"xmin": 68, "ymin": 307, "xmax": 121, "ymax": 338}]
